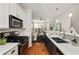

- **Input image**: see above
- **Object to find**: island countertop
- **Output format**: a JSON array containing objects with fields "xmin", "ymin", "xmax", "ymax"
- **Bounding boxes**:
[{"xmin": 47, "ymin": 34, "xmax": 79, "ymax": 55}]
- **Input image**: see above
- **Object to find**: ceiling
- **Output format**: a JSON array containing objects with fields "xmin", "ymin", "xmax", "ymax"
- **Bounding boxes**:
[{"xmin": 20, "ymin": 3, "xmax": 79, "ymax": 19}]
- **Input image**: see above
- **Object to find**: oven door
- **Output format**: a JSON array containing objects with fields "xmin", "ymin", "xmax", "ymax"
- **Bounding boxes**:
[{"xmin": 19, "ymin": 41, "xmax": 28, "ymax": 55}]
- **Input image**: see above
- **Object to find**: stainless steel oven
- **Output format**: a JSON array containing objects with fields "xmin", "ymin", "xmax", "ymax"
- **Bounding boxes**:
[{"xmin": 9, "ymin": 15, "xmax": 23, "ymax": 28}]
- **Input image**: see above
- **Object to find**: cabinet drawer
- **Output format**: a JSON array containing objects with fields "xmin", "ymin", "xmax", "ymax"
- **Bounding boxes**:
[{"xmin": 4, "ymin": 45, "xmax": 18, "ymax": 55}]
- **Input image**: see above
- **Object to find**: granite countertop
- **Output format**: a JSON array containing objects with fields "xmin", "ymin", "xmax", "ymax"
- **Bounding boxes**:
[
  {"xmin": 47, "ymin": 34, "xmax": 79, "ymax": 55},
  {"xmin": 0, "ymin": 43, "xmax": 19, "ymax": 55}
]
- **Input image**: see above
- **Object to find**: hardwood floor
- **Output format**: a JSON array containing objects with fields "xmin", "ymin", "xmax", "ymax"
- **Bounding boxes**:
[{"xmin": 25, "ymin": 42, "xmax": 49, "ymax": 55}]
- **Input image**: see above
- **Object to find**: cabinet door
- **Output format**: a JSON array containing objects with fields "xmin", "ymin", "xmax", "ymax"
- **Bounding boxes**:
[
  {"xmin": 22, "ymin": 11, "xmax": 27, "ymax": 28},
  {"xmin": 17, "ymin": 4, "xmax": 24, "ymax": 19},
  {"xmin": 0, "ymin": 3, "xmax": 9, "ymax": 28},
  {"xmin": 49, "ymin": 40, "xmax": 57, "ymax": 55},
  {"xmin": 4, "ymin": 45, "xmax": 18, "ymax": 55},
  {"xmin": 9, "ymin": 3, "xmax": 18, "ymax": 17}
]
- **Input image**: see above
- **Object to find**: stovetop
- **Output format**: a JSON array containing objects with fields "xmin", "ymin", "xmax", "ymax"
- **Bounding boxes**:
[{"xmin": 6, "ymin": 36, "xmax": 28, "ymax": 45}]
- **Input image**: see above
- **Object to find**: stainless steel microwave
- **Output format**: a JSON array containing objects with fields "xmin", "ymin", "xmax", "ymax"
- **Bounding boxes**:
[{"xmin": 9, "ymin": 15, "xmax": 23, "ymax": 28}]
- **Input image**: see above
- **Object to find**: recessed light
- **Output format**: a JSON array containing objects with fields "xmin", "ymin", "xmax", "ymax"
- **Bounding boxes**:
[
  {"xmin": 69, "ymin": 13, "xmax": 72, "ymax": 17},
  {"xmin": 56, "ymin": 19, "xmax": 59, "ymax": 23}
]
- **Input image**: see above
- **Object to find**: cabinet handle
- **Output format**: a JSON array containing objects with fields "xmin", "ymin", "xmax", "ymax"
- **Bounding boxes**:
[
  {"xmin": 20, "ymin": 41, "xmax": 27, "ymax": 47},
  {"xmin": 11, "ymin": 50, "xmax": 15, "ymax": 54}
]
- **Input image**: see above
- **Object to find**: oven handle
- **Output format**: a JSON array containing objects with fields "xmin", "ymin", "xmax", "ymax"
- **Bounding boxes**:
[{"xmin": 20, "ymin": 41, "xmax": 28, "ymax": 47}]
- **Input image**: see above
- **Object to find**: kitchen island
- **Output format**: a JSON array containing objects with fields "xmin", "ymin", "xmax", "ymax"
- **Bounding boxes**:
[{"xmin": 46, "ymin": 34, "xmax": 79, "ymax": 55}]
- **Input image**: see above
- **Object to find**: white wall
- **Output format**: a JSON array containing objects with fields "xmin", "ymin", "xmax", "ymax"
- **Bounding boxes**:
[
  {"xmin": 59, "ymin": 5, "xmax": 79, "ymax": 34},
  {"xmin": 59, "ymin": 10, "xmax": 71, "ymax": 33},
  {"xmin": 71, "ymin": 6, "xmax": 79, "ymax": 34},
  {"xmin": 58, "ymin": 5, "xmax": 79, "ymax": 46}
]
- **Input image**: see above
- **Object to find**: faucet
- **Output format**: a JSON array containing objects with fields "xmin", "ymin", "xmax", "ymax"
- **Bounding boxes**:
[{"xmin": 72, "ymin": 33, "xmax": 77, "ymax": 43}]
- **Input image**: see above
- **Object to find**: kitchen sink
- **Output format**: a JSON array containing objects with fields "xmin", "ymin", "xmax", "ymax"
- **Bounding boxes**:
[{"xmin": 51, "ymin": 37, "xmax": 69, "ymax": 43}]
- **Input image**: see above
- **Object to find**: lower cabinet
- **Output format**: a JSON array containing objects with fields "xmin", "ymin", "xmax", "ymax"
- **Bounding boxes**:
[
  {"xmin": 37, "ymin": 35, "xmax": 45, "ymax": 42},
  {"xmin": 47, "ymin": 39, "xmax": 57, "ymax": 55},
  {"xmin": 4, "ymin": 45, "xmax": 18, "ymax": 55},
  {"xmin": 45, "ymin": 35, "xmax": 64, "ymax": 55},
  {"xmin": 56, "ymin": 48, "xmax": 64, "ymax": 55}
]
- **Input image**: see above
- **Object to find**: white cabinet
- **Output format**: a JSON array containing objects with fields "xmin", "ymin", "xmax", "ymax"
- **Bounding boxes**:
[
  {"xmin": 0, "ymin": 3, "xmax": 26, "ymax": 29},
  {"xmin": 9, "ymin": 3, "xmax": 18, "ymax": 17},
  {"xmin": 18, "ymin": 10, "xmax": 27, "ymax": 36},
  {"xmin": 17, "ymin": 5, "xmax": 27, "ymax": 29},
  {"xmin": 0, "ymin": 3, "xmax": 9, "ymax": 28},
  {"xmin": 22, "ymin": 11, "xmax": 27, "ymax": 28},
  {"xmin": 17, "ymin": 4, "xmax": 24, "ymax": 19},
  {"xmin": 10, "ymin": 3, "xmax": 25, "ymax": 20},
  {"xmin": 3, "ymin": 45, "xmax": 18, "ymax": 55}
]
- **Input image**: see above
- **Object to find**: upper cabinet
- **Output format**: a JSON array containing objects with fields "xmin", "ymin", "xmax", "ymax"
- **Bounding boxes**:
[
  {"xmin": 17, "ymin": 4, "xmax": 27, "ymax": 28},
  {"xmin": 0, "ymin": 3, "xmax": 27, "ymax": 29},
  {"xmin": 0, "ymin": 3, "xmax": 9, "ymax": 28},
  {"xmin": 9, "ymin": 3, "xmax": 18, "ymax": 17},
  {"xmin": 10, "ymin": 3, "xmax": 25, "ymax": 20},
  {"xmin": 17, "ymin": 4, "xmax": 24, "ymax": 20}
]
